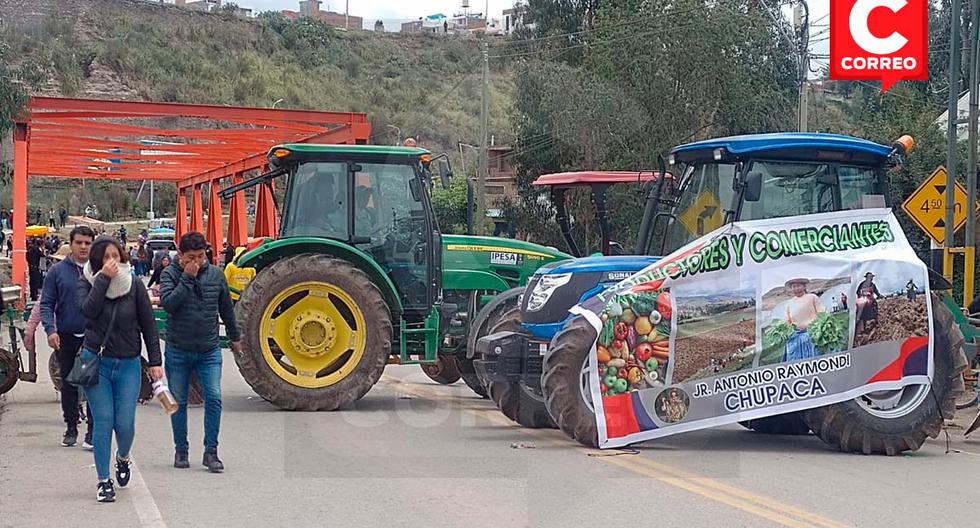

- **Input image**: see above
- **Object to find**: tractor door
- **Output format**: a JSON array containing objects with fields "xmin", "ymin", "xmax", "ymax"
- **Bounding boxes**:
[{"xmin": 352, "ymin": 162, "xmax": 438, "ymax": 317}]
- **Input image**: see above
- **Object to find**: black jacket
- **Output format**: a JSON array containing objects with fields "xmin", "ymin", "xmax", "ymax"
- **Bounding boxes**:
[
  {"xmin": 77, "ymin": 274, "xmax": 162, "ymax": 366},
  {"xmin": 159, "ymin": 261, "xmax": 240, "ymax": 352}
]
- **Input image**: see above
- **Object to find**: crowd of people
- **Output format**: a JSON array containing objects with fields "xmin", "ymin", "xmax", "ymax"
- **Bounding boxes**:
[{"xmin": 32, "ymin": 227, "xmax": 242, "ymax": 503}]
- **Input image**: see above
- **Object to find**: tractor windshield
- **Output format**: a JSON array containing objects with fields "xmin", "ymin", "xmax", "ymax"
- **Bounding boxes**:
[
  {"xmin": 661, "ymin": 160, "xmax": 886, "ymax": 252},
  {"xmin": 280, "ymin": 159, "xmax": 433, "ymax": 311}
]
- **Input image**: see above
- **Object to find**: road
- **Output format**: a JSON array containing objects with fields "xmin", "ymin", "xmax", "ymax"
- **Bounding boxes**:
[{"xmin": 2, "ymin": 344, "xmax": 979, "ymax": 528}]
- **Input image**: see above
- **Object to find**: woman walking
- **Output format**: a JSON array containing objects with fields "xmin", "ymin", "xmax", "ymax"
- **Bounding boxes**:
[{"xmin": 77, "ymin": 237, "xmax": 162, "ymax": 503}]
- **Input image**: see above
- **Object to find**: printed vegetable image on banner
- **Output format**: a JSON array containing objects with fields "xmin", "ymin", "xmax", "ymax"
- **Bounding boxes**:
[{"xmin": 569, "ymin": 209, "xmax": 933, "ymax": 448}]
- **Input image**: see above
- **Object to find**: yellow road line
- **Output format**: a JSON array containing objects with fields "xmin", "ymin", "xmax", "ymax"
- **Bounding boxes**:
[{"xmin": 384, "ymin": 377, "xmax": 848, "ymax": 528}]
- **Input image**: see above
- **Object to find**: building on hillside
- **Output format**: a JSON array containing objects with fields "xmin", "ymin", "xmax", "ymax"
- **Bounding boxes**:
[
  {"xmin": 374, "ymin": 20, "xmax": 384, "ymax": 32},
  {"xmin": 283, "ymin": 0, "xmax": 363, "ymax": 29},
  {"xmin": 401, "ymin": 14, "xmax": 448, "ymax": 34},
  {"xmin": 502, "ymin": 8, "xmax": 519, "ymax": 34},
  {"xmin": 485, "ymin": 146, "xmax": 517, "ymax": 200},
  {"xmin": 179, "ymin": 0, "xmax": 219, "ymax": 11}
]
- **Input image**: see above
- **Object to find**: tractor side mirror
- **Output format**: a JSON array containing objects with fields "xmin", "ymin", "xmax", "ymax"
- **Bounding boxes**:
[
  {"xmin": 439, "ymin": 159, "xmax": 452, "ymax": 190},
  {"xmin": 744, "ymin": 171, "xmax": 763, "ymax": 202}
]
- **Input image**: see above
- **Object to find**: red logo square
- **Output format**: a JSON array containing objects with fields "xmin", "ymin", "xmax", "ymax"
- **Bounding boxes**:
[{"xmin": 829, "ymin": 0, "xmax": 928, "ymax": 92}]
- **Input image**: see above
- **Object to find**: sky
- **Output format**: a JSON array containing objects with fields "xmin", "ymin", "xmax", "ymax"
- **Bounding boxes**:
[
  {"xmin": 237, "ymin": 0, "xmax": 517, "ymax": 29},
  {"xmin": 229, "ymin": 0, "xmax": 832, "ymax": 52}
]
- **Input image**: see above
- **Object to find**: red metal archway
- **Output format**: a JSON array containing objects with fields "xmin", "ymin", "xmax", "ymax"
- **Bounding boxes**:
[{"xmin": 13, "ymin": 96, "xmax": 371, "ymax": 292}]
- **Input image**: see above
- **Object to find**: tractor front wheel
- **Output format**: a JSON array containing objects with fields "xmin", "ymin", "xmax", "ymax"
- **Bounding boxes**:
[
  {"xmin": 235, "ymin": 255, "xmax": 392, "ymax": 411},
  {"xmin": 463, "ymin": 287, "xmax": 524, "ymax": 398},
  {"xmin": 542, "ymin": 317, "xmax": 599, "ymax": 447},
  {"xmin": 486, "ymin": 306, "xmax": 556, "ymax": 429},
  {"xmin": 421, "ymin": 356, "xmax": 461, "ymax": 385}
]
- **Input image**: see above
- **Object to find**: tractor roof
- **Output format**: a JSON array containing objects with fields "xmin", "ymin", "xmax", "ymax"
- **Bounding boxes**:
[
  {"xmin": 532, "ymin": 171, "xmax": 668, "ymax": 187},
  {"xmin": 670, "ymin": 133, "xmax": 893, "ymax": 165},
  {"xmin": 271, "ymin": 144, "xmax": 431, "ymax": 158}
]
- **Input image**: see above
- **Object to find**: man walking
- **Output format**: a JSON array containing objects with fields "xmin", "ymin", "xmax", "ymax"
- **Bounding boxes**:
[
  {"xmin": 27, "ymin": 240, "xmax": 44, "ymax": 300},
  {"xmin": 160, "ymin": 232, "xmax": 241, "ymax": 472},
  {"xmin": 59, "ymin": 207, "xmax": 68, "ymax": 228},
  {"xmin": 40, "ymin": 226, "xmax": 96, "ymax": 447}
]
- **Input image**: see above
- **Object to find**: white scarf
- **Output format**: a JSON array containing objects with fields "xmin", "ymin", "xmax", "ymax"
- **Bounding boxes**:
[{"xmin": 83, "ymin": 262, "xmax": 133, "ymax": 299}]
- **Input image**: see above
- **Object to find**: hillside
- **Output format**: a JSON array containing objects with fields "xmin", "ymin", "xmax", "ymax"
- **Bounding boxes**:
[{"xmin": 0, "ymin": 0, "xmax": 515, "ymax": 216}]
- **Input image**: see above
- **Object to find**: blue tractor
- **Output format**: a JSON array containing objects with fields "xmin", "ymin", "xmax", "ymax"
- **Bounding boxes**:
[
  {"xmin": 467, "ymin": 170, "xmax": 669, "ymax": 427},
  {"xmin": 478, "ymin": 132, "xmax": 969, "ymax": 454}
]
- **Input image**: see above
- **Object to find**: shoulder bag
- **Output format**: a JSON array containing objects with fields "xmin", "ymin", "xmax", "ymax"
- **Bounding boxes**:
[{"xmin": 65, "ymin": 301, "xmax": 120, "ymax": 387}]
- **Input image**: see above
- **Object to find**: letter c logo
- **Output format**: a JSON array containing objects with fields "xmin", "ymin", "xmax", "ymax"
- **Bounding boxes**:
[{"xmin": 849, "ymin": 0, "xmax": 909, "ymax": 54}]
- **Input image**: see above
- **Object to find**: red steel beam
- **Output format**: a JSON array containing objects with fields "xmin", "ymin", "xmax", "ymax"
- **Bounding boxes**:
[
  {"xmin": 176, "ymin": 124, "xmax": 367, "ymax": 189},
  {"xmin": 176, "ymin": 186, "xmax": 188, "ymax": 242},
  {"xmin": 226, "ymin": 173, "xmax": 248, "ymax": 247},
  {"xmin": 29, "ymin": 97, "xmax": 369, "ymax": 126},
  {"xmin": 206, "ymin": 182, "xmax": 224, "ymax": 264},
  {"xmin": 190, "ymin": 185, "xmax": 204, "ymax": 233},
  {"xmin": 12, "ymin": 124, "xmax": 29, "ymax": 295}
]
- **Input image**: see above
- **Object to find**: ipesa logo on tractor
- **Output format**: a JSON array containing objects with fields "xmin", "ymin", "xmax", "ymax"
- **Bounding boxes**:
[{"xmin": 830, "ymin": 0, "xmax": 927, "ymax": 92}]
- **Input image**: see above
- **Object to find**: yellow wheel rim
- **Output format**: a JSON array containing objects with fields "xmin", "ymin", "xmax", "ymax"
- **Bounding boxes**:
[{"xmin": 259, "ymin": 281, "xmax": 367, "ymax": 388}]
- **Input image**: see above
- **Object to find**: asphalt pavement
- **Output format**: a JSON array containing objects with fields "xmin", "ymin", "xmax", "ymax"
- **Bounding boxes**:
[{"xmin": 1, "ymin": 341, "xmax": 979, "ymax": 528}]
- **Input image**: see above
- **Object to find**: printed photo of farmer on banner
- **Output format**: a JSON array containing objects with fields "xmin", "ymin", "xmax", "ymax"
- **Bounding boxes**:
[{"xmin": 760, "ymin": 269, "xmax": 851, "ymax": 366}]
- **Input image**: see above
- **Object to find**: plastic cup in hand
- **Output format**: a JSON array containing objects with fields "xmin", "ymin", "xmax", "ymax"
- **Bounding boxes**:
[{"xmin": 151, "ymin": 380, "xmax": 178, "ymax": 416}]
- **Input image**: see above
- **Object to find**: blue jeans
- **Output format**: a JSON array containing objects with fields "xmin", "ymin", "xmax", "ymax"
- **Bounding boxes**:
[
  {"xmin": 165, "ymin": 346, "xmax": 222, "ymax": 452},
  {"xmin": 82, "ymin": 352, "xmax": 142, "ymax": 481}
]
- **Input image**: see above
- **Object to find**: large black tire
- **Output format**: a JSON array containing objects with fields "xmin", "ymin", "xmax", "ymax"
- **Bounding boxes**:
[
  {"xmin": 421, "ymin": 355, "xmax": 461, "ymax": 384},
  {"xmin": 460, "ymin": 287, "xmax": 524, "ymax": 398},
  {"xmin": 234, "ymin": 255, "xmax": 392, "ymax": 411},
  {"xmin": 804, "ymin": 295, "xmax": 968, "ymax": 455},
  {"xmin": 740, "ymin": 413, "xmax": 810, "ymax": 435},
  {"xmin": 542, "ymin": 317, "xmax": 599, "ymax": 447},
  {"xmin": 0, "ymin": 350, "xmax": 18, "ymax": 395},
  {"xmin": 486, "ymin": 306, "xmax": 556, "ymax": 429}
]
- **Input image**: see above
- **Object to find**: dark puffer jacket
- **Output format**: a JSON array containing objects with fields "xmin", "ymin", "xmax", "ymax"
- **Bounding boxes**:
[{"xmin": 159, "ymin": 261, "xmax": 240, "ymax": 352}]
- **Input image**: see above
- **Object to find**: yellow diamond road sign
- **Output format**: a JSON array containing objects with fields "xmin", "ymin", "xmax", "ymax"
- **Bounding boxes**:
[
  {"xmin": 901, "ymin": 166, "xmax": 968, "ymax": 245},
  {"xmin": 679, "ymin": 190, "xmax": 723, "ymax": 237}
]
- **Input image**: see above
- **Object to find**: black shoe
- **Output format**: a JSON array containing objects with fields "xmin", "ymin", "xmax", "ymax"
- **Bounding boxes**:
[
  {"xmin": 82, "ymin": 430, "xmax": 93, "ymax": 450},
  {"xmin": 202, "ymin": 450, "xmax": 224, "ymax": 473},
  {"xmin": 174, "ymin": 450, "xmax": 190, "ymax": 469},
  {"xmin": 115, "ymin": 456, "xmax": 132, "ymax": 487},
  {"xmin": 62, "ymin": 427, "xmax": 78, "ymax": 447},
  {"xmin": 96, "ymin": 480, "xmax": 116, "ymax": 503}
]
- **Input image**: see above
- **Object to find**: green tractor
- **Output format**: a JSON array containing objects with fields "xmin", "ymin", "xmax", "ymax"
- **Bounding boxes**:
[{"xmin": 219, "ymin": 144, "xmax": 570, "ymax": 410}]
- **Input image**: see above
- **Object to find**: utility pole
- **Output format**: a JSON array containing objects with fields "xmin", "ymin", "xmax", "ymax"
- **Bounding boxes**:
[
  {"xmin": 476, "ymin": 40, "xmax": 490, "ymax": 235},
  {"xmin": 794, "ymin": 3, "xmax": 808, "ymax": 132},
  {"xmin": 966, "ymin": 0, "xmax": 979, "ymax": 307},
  {"xmin": 945, "ymin": 0, "xmax": 963, "ymax": 282},
  {"xmin": 345, "ymin": 0, "xmax": 349, "ymax": 29}
]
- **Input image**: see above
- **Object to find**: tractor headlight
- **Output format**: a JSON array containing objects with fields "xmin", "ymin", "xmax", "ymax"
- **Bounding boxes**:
[{"xmin": 525, "ymin": 273, "xmax": 572, "ymax": 312}]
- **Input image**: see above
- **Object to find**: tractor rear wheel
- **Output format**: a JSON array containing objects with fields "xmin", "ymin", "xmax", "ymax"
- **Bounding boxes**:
[
  {"xmin": 486, "ymin": 306, "xmax": 556, "ymax": 429},
  {"xmin": 542, "ymin": 317, "xmax": 599, "ymax": 447},
  {"xmin": 235, "ymin": 255, "xmax": 392, "ymax": 411},
  {"xmin": 421, "ymin": 355, "xmax": 461, "ymax": 385},
  {"xmin": 804, "ymin": 295, "xmax": 968, "ymax": 455},
  {"xmin": 462, "ymin": 287, "xmax": 524, "ymax": 398}
]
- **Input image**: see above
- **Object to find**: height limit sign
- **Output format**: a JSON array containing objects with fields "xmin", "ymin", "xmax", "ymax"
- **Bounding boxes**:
[{"xmin": 901, "ymin": 166, "xmax": 971, "ymax": 245}]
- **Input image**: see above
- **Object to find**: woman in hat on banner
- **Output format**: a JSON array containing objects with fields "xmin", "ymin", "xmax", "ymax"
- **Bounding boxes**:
[
  {"xmin": 855, "ymin": 272, "xmax": 882, "ymax": 334},
  {"xmin": 782, "ymin": 278, "xmax": 825, "ymax": 362}
]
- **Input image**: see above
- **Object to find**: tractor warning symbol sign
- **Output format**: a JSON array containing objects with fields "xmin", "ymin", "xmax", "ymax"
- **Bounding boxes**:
[
  {"xmin": 901, "ymin": 166, "xmax": 970, "ymax": 245},
  {"xmin": 679, "ymin": 190, "xmax": 723, "ymax": 237}
]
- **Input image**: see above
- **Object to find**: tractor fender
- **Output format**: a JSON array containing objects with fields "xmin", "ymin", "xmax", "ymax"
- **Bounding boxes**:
[
  {"xmin": 442, "ymin": 269, "xmax": 512, "ymax": 293},
  {"xmin": 927, "ymin": 267, "xmax": 952, "ymax": 291},
  {"xmin": 236, "ymin": 237, "xmax": 403, "ymax": 316}
]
